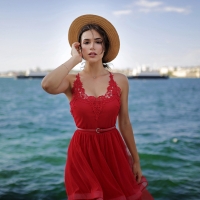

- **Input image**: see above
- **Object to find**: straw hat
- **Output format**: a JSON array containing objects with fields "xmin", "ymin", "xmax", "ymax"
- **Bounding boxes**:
[{"xmin": 68, "ymin": 14, "xmax": 120, "ymax": 63}]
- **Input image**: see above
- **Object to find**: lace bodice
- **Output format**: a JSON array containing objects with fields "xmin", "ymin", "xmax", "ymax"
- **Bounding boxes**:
[{"xmin": 70, "ymin": 72, "xmax": 121, "ymax": 128}]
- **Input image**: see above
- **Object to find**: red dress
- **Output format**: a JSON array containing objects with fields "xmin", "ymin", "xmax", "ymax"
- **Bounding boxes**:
[{"xmin": 65, "ymin": 72, "xmax": 154, "ymax": 200}]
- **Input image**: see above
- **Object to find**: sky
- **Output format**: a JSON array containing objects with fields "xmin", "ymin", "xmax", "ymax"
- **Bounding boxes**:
[{"xmin": 0, "ymin": 0, "xmax": 200, "ymax": 72}]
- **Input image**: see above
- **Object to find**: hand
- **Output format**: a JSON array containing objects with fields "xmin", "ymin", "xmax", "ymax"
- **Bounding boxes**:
[
  {"xmin": 71, "ymin": 42, "xmax": 82, "ymax": 62},
  {"xmin": 132, "ymin": 161, "xmax": 142, "ymax": 183}
]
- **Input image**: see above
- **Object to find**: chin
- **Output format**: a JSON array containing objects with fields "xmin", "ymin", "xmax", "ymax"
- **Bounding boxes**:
[{"xmin": 87, "ymin": 58, "xmax": 102, "ymax": 63}]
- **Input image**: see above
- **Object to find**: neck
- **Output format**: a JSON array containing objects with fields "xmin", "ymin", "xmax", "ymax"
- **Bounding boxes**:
[{"xmin": 84, "ymin": 61, "xmax": 106, "ymax": 76}]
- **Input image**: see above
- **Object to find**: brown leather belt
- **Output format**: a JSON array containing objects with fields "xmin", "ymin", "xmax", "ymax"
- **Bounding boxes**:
[{"xmin": 77, "ymin": 126, "xmax": 116, "ymax": 133}]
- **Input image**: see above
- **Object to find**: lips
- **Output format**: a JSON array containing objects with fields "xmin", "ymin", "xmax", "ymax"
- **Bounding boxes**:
[{"xmin": 88, "ymin": 52, "xmax": 97, "ymax": 55}]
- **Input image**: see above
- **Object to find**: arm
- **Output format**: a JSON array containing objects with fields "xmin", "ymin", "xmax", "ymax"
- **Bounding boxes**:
[
  {"xmin": 117, "ymin": 74, "xmax": 142, "ymax": 183},
  {"xmin": 41, "ymin": 42, "xmax": 82, "ymax": 94}
]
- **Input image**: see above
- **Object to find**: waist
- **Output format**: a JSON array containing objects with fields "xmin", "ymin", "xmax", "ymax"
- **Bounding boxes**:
[{"xmin": 76, "ymin": 126, "xmax": 116, "ymax": 133}]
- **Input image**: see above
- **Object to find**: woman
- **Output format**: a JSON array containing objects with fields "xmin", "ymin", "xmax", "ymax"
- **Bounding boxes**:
[{"xmin": 42, "ymin": 14, "xmax": 153, "ymax": 200}]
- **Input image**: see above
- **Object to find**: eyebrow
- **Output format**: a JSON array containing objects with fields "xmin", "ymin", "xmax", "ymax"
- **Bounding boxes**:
[{"xmin": 83, "ymin": 38, "xmax": 102, "ymax": 41}]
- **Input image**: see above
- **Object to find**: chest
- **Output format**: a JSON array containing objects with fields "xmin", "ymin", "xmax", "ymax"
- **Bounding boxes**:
[{"xmin": 79, "ymin": 77, "xmax": 110, "ymax": 98}]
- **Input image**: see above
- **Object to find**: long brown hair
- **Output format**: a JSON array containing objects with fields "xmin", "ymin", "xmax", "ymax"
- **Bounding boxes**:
[{"xmin": 78, "ymin": 24, "xmax": 110, "ymax": 68}]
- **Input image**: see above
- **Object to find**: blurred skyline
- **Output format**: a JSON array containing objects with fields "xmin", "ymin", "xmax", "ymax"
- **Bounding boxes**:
[{"xmin": 0, "ymin": 0, "xmax": 200, "ymax": 72}]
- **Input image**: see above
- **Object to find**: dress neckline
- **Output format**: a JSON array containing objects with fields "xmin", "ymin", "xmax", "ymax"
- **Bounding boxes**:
[{"xmin": 77, "ymin": 72, "xmax": 112, "ymax": 99}]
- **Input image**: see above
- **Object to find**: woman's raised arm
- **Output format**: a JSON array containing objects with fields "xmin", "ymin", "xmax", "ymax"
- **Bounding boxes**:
[{"xmin": 41, "ymin": 42, "xmax": 82, "ymax": 94}]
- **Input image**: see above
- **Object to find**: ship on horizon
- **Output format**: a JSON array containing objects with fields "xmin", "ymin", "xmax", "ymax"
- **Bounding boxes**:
[
  {"xmin": 16, "ymin": 69, "xmax": 48, "ymax": 79},
  {"xmin": 127, "ymin": 66, "xmax": 169, "ymax": 79}
]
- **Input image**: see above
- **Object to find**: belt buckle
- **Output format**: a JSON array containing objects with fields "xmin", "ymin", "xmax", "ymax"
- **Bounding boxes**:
[{"xmin": 96, "ymin": 128, "xmax": 100, "ymax": 133}]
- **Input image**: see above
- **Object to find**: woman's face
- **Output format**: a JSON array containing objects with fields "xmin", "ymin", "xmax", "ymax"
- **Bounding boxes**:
[{"xmin": 81, "ymin": 29, "xmax": 104, "ymax": 62}]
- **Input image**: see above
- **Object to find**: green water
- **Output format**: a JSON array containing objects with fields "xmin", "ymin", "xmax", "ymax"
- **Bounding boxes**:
[{"xmin": 0, "ymin": 78, "xmax": 200, "ymax": 200}]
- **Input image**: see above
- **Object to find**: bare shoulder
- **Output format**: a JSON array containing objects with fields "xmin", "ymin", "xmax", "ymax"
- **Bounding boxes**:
[
  {"xmin": 65, "ymin": 73, "xmax": 77, "ymax": 85},
  {"xmin": 111, "ymin": 72, "xmax": 128, "ymax": 82},
  {"xmin": 111, "ymin": 72, "xmax": 129, "ymax": 90},
  {"xmin": 63, "ymin": 74, "xmax": 77, "ymax": 97}
]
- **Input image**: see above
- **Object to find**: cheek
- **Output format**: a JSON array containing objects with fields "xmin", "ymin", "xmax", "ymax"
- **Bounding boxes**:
[
  {"xmin": 96, "ymin": 44, "xmax": 104, "ymax": 53},
  {"xmin": 81, "ymin": 46, "xmax": 87, "ymax": 54}
]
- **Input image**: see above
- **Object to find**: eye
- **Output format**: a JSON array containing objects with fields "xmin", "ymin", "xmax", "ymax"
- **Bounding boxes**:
[
  {"xmin": 83, "ymin": 41, "xmax": 89, "ymax": 44},
  {"xmin": 96, "ymin": 40, "xmax": 103, "ymax": 44}
]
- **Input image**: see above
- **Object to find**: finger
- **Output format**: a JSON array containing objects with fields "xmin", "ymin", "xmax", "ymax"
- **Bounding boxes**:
[
  {"xmin": 72, "ymin": 42, "xmax": 80, "ymax": 45},
  {"xmin": 134, "ymin": 173, "xmax": 137, "ymax": 180},
  {"xmin": 134, "ymin": 171, "xmax": 137, "ymax": 180},
  {"xmin": 76, "ymin": 46, "xmax": 81, "ymax": 53},
  {"xmin": 73, "ymin": 42, "xmax": 80, "ymax": 48},
  {"xmin": 137, "ymin": 174, "xmax": 142, "ymax": 183},
  {"xmin": 135, "ymin": 174, "xmax": 139, "ymax": 183},
  {"xmin": 77, "ymin": 46, "xmax": 82, "ymax": 53}
]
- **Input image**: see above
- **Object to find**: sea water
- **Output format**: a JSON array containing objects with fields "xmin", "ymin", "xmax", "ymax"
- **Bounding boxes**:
[{"xmin": 0, "ymin": 77, "xmax": 200, "ymax": 200}]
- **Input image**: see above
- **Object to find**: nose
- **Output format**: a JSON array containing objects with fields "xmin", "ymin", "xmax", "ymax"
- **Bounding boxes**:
[{"xmin": 90, "ymin": 42, "xmax": 95, "ymax": 50}]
